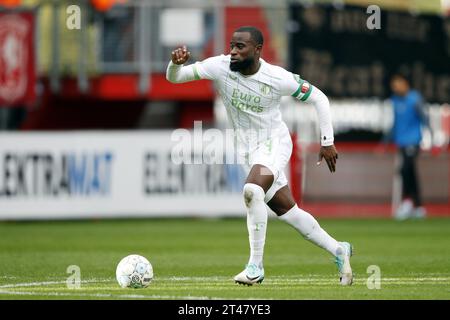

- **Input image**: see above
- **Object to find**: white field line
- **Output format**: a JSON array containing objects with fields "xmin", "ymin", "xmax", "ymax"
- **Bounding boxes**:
[
  {"xmin": 0, "ymin": 279, "xmax": 111, "ymax": 289},
  {"xmin": 1, "ymin": 276, "xmax": 450, "ymax": 289},
  {"xmin": 0, "ymin": 276, "xmax": 448, "ymax": 299},
  {"xmin": 0, "ymin": 290, "xmax": 229, "ymax": 300},
  {"xmin": 0, "ymin": 278, "xmax": 248, "ymax": 300}
]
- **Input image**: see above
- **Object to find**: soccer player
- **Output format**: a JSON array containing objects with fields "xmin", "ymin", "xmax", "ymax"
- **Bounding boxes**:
[{"xmin": 166, "ymin": 26, "xmax": 353, "ymax": 286}]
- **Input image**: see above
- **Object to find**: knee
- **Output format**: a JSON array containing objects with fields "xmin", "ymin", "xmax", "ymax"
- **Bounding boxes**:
[{"xmin": 243, "ymin": 183, "xmax": 265, "ymax": 208}]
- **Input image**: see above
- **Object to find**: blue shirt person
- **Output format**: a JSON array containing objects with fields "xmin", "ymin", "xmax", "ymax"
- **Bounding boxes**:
[
  {"xmin": 389, "ymin": 89, "xmax": 430, "ymax": 147},
  {"xmin": 386, "ymin": 74, "xmax": 430, "ymax": 220}
]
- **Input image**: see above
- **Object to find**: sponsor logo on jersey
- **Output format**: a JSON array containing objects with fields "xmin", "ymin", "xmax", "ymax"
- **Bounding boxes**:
[{"xmin": 231, "ymin": 88, "xmax": 263, "ymax": 113}]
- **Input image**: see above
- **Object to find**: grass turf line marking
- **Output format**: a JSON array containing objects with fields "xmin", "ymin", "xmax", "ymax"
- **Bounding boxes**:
[
  {"xmin": 0, "ymin": 279, "xmax": 112, "ymax": 289},
  {"xmin": 0, "ymin": 276, "xmax": 449, "ymax": 300},
  {"xmin": 0, "ymin": 290, "xmax": 224, "ymax": 300},
  {"xmin": 1, "ymin": 276, "xmax": 449, "ymax": 289},
  {"xmin": 0, "ymin": 279, "xmax": 255, "ymax": 300}
]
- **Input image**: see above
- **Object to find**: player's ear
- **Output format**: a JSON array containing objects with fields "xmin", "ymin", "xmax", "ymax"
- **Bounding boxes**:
[{"xmin": 255, "ymin": 44, "xmax": 262, "ymax": 55}]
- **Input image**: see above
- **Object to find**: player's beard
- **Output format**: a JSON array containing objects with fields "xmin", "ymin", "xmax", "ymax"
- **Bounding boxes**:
[{"xmin": 229, "ymin": 56, "xmax": 254, "ymax": 72}]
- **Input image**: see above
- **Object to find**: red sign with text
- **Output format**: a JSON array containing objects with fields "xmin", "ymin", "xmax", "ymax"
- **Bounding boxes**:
[{"xmin": 0, "ymin": 11, "xmax": 35, "ymax": 107}]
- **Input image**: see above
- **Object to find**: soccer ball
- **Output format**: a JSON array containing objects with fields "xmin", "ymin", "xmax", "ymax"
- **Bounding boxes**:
[{"xmin": 116, "ymin": 254, "xmax": 153, "ymax": 288}]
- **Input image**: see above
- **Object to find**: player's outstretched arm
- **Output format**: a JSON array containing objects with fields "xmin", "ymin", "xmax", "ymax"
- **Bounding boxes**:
[{"xmin": 166, "ymin": 45, "xmax": 197, "ymax": 84}]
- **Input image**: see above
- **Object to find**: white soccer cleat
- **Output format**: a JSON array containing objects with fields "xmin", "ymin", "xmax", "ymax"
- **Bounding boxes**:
[
  {"xmin": 335, "ymin": 242, "xmax": 353, "ymax": 286},
  {"xmin": 411, "ymin": 206, "xmax": 427, "ymax": 219},
  {"xmin": 234, "ymin": 263, "xmax": 265, "ymax": 285},
  {"xmin": 394, "ymin": 199, "xmax": 413, "ymax": 220}
]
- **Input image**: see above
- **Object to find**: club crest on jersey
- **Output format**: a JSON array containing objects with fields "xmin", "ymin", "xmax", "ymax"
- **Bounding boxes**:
[{"xmin": 260, "ymin": 84, "xmax": 272, "ymax": 95}]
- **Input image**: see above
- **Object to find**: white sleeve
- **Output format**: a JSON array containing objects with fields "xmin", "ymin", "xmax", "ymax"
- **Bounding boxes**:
[
  {"xmin": 166, "ymin": 55, "xmax": 223, "ymax": 83},
  {"xmin": 305, "ymin": 85, "xmax": 334, "ymax": 146},
  {"xmin": 193, "ymin": 55, "xmax": 223, "ymax": 80},
  {"xmin": 279, "ymin": 69, "xmax": 302, "ymax": 97},
  {"xmin": 280, "ymin": 69, "xmax": 313, "ymax": 101},
  {"xmin": 280, "ymin": 69, "xmax": 334, "ymax": 146},
  {"xmin": 166, "ymin": 61, "xmax": 197, "ymax": 83}
]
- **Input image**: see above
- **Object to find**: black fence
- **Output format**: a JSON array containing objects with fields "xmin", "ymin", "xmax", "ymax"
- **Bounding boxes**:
[{"xmin": 288, "ymin": 4, "xmax": 450, "ymax": 104}]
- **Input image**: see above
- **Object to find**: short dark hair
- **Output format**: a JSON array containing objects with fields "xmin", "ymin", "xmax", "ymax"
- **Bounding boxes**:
[
  {"xmin": 234, "ymin": 26, "xmax": 264, "ymax": 46},
  {"xmin": 391, "ymin": 72, "xmax": 411, "ymax": 84}
]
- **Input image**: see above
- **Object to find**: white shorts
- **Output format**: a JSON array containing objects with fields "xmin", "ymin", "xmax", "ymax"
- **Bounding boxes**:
[{"xmin": 239, "ymin": 127, "xmax": 293, "ymax": 203}]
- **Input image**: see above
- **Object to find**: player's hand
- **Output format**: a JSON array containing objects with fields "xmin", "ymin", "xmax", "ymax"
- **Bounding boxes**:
[
  {"xmin": 317, "ymin": 145, "xmax": 338, "ymax": 173},
  {"xmin": 171, "ymin": 46, "xmax": 191, "ymax": 65}
]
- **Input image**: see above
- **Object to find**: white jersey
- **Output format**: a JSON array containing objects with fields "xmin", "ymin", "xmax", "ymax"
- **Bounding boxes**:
[{"xmin": 191, "ymin": 55, "xmax": 314, "ymax": 148}]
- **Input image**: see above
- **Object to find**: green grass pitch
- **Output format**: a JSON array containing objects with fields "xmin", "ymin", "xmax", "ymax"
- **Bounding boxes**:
[{"xmin": 0, "ymin": 217, "xmax": 449, "ymax": 300}]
